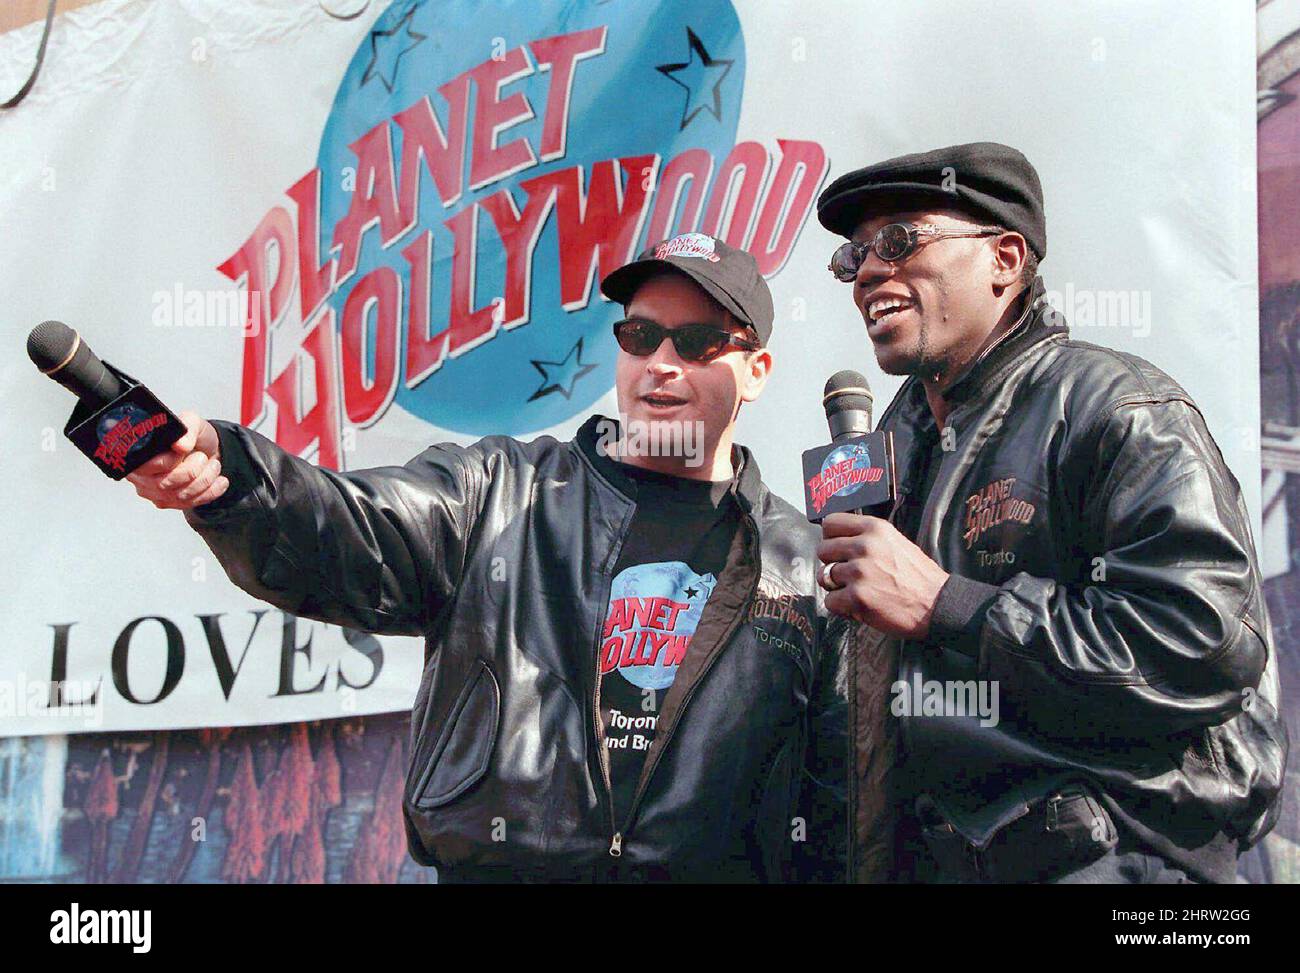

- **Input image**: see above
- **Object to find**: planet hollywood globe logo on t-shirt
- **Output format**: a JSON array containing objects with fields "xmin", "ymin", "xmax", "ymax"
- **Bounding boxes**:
[
  {"xmin": 600, "ymin": 562, "xmax": 716, "ymax": 691},
  {"xmin": 214, "ymin": 0, "xmax": 828, "ymax": 467}
]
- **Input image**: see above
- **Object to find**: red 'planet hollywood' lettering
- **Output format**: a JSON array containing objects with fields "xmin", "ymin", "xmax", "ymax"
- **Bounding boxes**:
[
  {"xmin": 218, "ymin": 27, "xmax": 827, "ymax": 468},
  {"xmin": 599, "ymin": 596, "xmax": 694, "ymax": 673},
  {"xmin": 603, "ymin": 597, "xmax": 691, "ymax": 637},
  {"xmin": 808, "ymin": 460, "xmax": 883, "ymax": 512},
  {"xmin": 93, "ymin": 412, "xmax": 168, "ymax": 470},
  {"xmin": 600, "ymin": 631, "xmax": 691, "ymax": 674}
]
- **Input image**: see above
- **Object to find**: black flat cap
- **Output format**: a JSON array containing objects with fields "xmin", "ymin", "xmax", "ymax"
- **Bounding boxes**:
[{"xmin": 816, "ymin": 141, "xmax": 1046, "ymax": 259}]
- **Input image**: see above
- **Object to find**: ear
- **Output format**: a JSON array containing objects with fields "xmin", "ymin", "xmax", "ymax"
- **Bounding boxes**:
[
  {"xmin": 990, "ymin": 230, "xmax": 1027, "ymax": 289},
  {"xmin": 739, "ymin": 347, "xmax": 773, "ymax": 404}
]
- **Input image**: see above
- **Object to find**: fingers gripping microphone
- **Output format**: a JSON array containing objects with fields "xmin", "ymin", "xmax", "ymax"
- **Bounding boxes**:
[
  {"xmin": 801, "ymin": 369, "xmax": 896, "ymax": 522},
  {"xmin": 27, "ymin": 320, "xmax": 187, "ymax": 480}
]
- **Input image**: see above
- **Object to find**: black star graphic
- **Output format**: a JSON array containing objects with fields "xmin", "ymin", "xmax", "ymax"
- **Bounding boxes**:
[
  {"xmin": 527, "ymin": 338, "xmax": 599, "ymax": 402},
  {"xmin": 684, "ymin": 585, "xmax": 700, "ymax": 599},
  {"xmin": 360, "ymin": 5, "xmax": 426, "ymax": 93},
  {"xmin": 655, "ymin": 27, "xmax": 734, "ymax": 130}
]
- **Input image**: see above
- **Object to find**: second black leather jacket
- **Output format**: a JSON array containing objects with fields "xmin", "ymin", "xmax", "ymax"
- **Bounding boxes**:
[
  {"xmin": 868, "ymin": 277, "xmax": 1288, "ymax": 883},
  {"xmin": 185, "ymin": 415, "xmax": 852, "ymax": 882}
]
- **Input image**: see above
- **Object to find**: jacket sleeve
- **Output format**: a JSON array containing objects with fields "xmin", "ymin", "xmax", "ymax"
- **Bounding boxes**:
[
  {"xmin": 791, "ymin": 612, "xmax": 852, "ymax": 882},
  {"xmin": 183, "ymin": 420, "xmax": 487, "ymax": 636},
  {"xmin": 930, "ymin": 396, "xmax": 1270, "ymax": 736}
]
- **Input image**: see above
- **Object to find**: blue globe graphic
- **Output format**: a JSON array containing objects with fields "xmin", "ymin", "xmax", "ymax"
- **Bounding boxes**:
[{"xmin": 316, "ymin": 0, "xmax": 745, "ymax": 435}]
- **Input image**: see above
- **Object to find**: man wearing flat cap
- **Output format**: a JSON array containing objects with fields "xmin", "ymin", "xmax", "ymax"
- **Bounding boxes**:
[{"xmin": 813, "ymin": 142, "xmax": 1286, "ymax": 883}]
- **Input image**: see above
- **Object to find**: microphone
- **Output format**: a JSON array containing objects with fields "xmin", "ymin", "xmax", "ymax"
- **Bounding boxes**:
[
  {"xmin": 823, "ymin": 369, "xmax": 874, "ymax": 442},
  {"xmin": 801, "ymin": 369, "xmax": 896, "ymax": 522},
  {"xmin": 28, "ymin": 321, "xmax": 126, "ymax": 406},
  {"xmin": 27, "ymin": 320, "xmax": 188, "ymax": 480}
]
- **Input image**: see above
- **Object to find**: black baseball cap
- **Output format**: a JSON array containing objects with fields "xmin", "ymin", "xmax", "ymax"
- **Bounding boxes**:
[
  {"xmin": 600, "ymin": 233, "xmax": 775, "ymax": 345},
  {"xmin": 816, "ymin": 142, "xmax": 1047, "ymax": 260}
]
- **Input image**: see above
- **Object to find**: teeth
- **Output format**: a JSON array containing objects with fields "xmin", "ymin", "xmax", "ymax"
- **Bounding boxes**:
[{"xmin": 868, "ymin": 297, "xmax": 911, "ymax": 321}]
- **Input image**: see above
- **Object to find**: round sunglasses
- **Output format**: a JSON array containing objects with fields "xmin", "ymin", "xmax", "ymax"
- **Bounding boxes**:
[
  {"xmin": 828, "ymin": 221, "xmax": 1005, "ymax": 282},
  {"xmin": 613, "ymin": 318, "xmax": 761, "ymax": 364}
]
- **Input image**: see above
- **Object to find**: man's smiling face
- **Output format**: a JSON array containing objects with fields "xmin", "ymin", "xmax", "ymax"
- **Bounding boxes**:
[{"xmin": 850, "ymin": 208, "xmax": 1006, "ymax": 382}]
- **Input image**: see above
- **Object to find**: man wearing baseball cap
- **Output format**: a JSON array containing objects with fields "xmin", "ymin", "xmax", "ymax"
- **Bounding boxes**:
[
  {"xmin": 813, "ymin": 142, "xmax": 1285, "ymax": 883},
  {"xmin": 128, "ymin": 232, "xmax": 852, "ymax": 883}
]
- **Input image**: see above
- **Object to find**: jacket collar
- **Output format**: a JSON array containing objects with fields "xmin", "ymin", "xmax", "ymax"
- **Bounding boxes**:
[
  {"xmin": 575, "ymin": 414, "xmax": 766, "ymax": 517},
  {"xmin": 942, "ymin": 275, "xmax": 1065, "ymax": 406}
]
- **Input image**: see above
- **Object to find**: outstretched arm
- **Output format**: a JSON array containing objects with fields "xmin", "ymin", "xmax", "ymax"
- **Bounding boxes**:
[{"xmin": 130, "ymin": 412, "xmax": 485, "ymax": 636}]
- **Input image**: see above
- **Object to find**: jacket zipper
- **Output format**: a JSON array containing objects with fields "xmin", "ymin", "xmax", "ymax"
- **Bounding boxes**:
[
  {"xmin": 593, "ymin": 649, "xmax": 622, "ymax": 857},
  {"xmin": 593, "ymin": 508, "xmax": 632, "ymax": 858},
  {"xmin": 614, "ymin": 511, "xmax": 762, "ymax": 850}
]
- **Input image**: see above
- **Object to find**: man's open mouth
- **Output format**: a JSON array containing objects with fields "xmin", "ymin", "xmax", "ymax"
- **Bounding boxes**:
[
  {"xmin": 642, "ymin": 392, "xmax": 688, "ymax": 408},
  {"xmin": 867, "ymin": 295, "xmax": 915, "ymax": 321}
]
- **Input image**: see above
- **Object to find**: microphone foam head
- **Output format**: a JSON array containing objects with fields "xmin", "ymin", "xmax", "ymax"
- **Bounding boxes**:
[
  {"xmin": 823, "ymin": 369, "xmax": 873, "ymax": 417},
  {"xmin": 27, "ymin": 320, "xmax": 77, "ymax": 372}
]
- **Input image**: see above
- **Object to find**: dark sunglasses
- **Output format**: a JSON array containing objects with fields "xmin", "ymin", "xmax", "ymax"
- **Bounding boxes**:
[
  {"xmin": 828, "ymin": 221, "xmax": 1005, "ymax": 282},
  {"xmin": 613, "ymin": 318, "xmax": 761, "ymax": 364}
]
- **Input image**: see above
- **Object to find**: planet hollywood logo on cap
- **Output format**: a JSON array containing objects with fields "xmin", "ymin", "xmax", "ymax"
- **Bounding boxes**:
[
  {"xmin": 215, "ymin": 0, "xmax": 828, "ymax": 467},
  {"xmin": 653, "ymin": 233, "xmax": 722, "ymax": 262}
]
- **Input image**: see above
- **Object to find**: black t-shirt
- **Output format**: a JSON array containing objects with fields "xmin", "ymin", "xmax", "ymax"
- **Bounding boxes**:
[{"xmin": 597, "ymin": 463, "xmax": 738, "ymax": 823}]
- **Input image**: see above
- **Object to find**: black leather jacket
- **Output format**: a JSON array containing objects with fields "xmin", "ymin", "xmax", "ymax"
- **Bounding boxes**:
[
  {"xmin": 185, "ymin": 415, "xmax": 852, "ymax": 882},
  {"xmin": 872, "ymin": 278, "xmax": 1288, "ymax": 883}
]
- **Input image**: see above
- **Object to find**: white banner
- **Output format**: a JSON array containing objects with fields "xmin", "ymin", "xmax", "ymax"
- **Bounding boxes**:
[{"xmin": 0, "ymin": 0, "xmax": 1259, "ymax": 735}]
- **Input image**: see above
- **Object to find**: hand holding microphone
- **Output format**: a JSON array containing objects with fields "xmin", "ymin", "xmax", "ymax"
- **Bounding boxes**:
[
  {"xmin": 816, "ymin": 512, "xmax": 949, "ymax": 638},
  {"xmin": 27, "ymin": 320, "xmax": 228, "ymax": 509},
  {"xmin": 804, "ymin": 369, "xmax": 948, "ymax": 638},
  {"xmin": 126, "ymin": 411, "xmax": 229, "ymax": 510}
]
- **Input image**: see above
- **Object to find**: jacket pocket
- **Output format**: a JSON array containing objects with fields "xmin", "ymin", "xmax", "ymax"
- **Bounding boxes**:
[
  {"xmin": 412, "ymin": 659, "xmax": 500, "ymax": 809},
  {"xmin": 983, "ymin": 787, "xmax": 1118, "ymax": 882},
  {"xmin": 752, "ymin": 738, "xmax": 797, "ymax": 881},
  {"xmin": 1039, "ymin": 789, "xmax": 1118, "ymax": 866}
]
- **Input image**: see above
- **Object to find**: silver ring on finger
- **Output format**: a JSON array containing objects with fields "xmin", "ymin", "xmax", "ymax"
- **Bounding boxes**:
[{"xmin": 820, "ymin": 561, "xmax": 843, "ymax": 591}]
